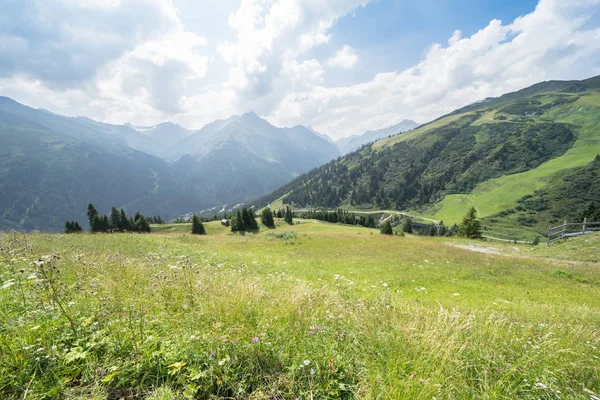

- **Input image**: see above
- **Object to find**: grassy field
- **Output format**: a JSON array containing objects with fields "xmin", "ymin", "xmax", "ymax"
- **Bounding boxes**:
[{"xmin": 1, "ymin": 220, "xmax": 599, "ymax": 399}]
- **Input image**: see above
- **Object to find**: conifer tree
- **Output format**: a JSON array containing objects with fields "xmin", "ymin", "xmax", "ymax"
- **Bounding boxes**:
[
  {"xmin": 261, "ymin": 208, "xmax": 275, "ymax": 228},
  {"xmin": 236, "ymin": 209, "xmax": 246, "ymax": 230},
  {"xmin": 247, "ymin": 209, "xmax": 259, "ymax": 230},
  {"xmin": 230, "ymin": 215, "xmax": 242, "ymax": 232},
  {"xmin": 284, "ymin": 206, "xmax": 293, "ymax": 224},
  {"xmin": 365, "ymin": 216, "xmax": 375, "ymax": 228},
  {"xmin": 119, "ymin": 209, "xmax": 130, "ymax": 232},
  {"xmin": 65, "ymin": 221, "xmax": 82, "ymax": 233},
  {"xmin": 458, "ymin": 207, "xmax": 482, "ymax": 239},
  {"xmin": 110, "ymin": 207, "xmax": 121, "ymax": 232},
  {"xmin": 134, "ymin": 212, "xmax": 142, "ymax": 222},
  {"xmin": 102, "ymin": 216, "xmax": 110, "ymax": 232},
  {"xmin": 192, "ymin": 214, "xmax": 206, "ymax": 235},
  {"xmin": 87, "ymin": 203, "xmax": 98, "ymax": 229},
  {"xmin": 241, "ymin": 208, "xmax": 252, "ymax": 230},
  {"xmin": 402, "ymin": 218, "xmax": 413, "ymax": 234},
  {"xmin": 380, "ymin": 220, "xmax": 393, "ymax": 235}
]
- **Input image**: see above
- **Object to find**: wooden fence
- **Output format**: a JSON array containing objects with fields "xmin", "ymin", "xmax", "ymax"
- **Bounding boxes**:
[{"xmin": 547, "ymin": 218, "xmax": 600, "ymax": 245}]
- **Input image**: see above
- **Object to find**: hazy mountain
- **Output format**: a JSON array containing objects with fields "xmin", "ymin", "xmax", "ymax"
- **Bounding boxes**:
[
  {"xmin": 336, "ymin": 119, "xmax": 419, "ymax": 154},
  {"xmin": 0, "ymin": 107, "xmax": 186, "ymax": 231},
  {"xmin": 0, "ymin": 98, "xmax": 341, "ymax": 230},
  {"xmin": 125, "ymin": 122, "xmax": 193, "ymax": 160},
  {"xmin": 257, "ymin": 75, "xmax": 600, "ymax": 233},
  {"xmin": 170, "ymin": 112, "xmax": 341, "ymax": 209},
  {"xmin": 306, "ymin": 126, "xmax": 337, "ymax": 146}
]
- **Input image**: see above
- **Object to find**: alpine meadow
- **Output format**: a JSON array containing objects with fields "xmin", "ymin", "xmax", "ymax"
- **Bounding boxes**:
[{"xmin": 1, "ymin": 0, "xmax": 600, "ymax": 399}]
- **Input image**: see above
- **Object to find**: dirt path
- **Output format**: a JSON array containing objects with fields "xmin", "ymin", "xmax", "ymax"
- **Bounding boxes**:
[{"xmin": 445, "ymin": 242, "xmax": 598, "ymax": 266}]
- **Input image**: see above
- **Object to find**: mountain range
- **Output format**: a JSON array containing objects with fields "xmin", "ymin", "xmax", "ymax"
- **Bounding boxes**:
[
  {"xmin": 0, "ymin": 98, "xmax": 341, "ymax": 230},
  {"xmin": 335, "ymin": 119, "xmax": 419, "ymax": 154},
  {"xmin": 258, "ymin": 75, "xmax": 600, "ymax": 238}
]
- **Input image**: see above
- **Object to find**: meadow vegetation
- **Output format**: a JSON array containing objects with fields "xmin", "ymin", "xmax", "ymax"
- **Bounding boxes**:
[{"xmin": 0, "ymin": 220, "xmax": 599, "ymax": 399}]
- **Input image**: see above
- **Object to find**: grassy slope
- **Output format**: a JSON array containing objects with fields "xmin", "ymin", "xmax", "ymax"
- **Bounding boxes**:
[
  {"xmin": 1, "ymin": 222, "xmax": 599, "ymax": 399},
  {"xmin": 262, "ymin": 83, "xmax": 600, "ymax": 242},
  {"xmin": 417, "ymin": 93, "xmax": 600, "ymax": 227}
]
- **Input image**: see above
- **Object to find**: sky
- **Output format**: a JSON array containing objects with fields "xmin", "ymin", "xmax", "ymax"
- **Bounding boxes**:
[{"xmin": 0, "ymin": 0, "xmax": 599, "ymax": 139}]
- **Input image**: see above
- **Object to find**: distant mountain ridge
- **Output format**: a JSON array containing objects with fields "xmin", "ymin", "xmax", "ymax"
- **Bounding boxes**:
[
  {"xmin": 0, "ymin": 98, "xmax": 340, "ymax": 230},
  {"xmin": 336, "ymin": 119, "xmax": 419, "ymax": 154}
]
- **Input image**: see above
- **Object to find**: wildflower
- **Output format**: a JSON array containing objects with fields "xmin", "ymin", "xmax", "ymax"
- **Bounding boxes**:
[
  {"xmin": 252, "ymin": 337, "xmax": 259, "ymax": 343},
  {"xmin": 382, "ymin": 282, "xmax": 388, "ymax": 287},
  {"xmin": 310, "ymin": 368, "xmax": 315, "ymax": 375},
  {"xmin": 210, "ymin": 351, "xmax": 215, "ymax": 358},
  {"xmin": 304, "ymin": 360, "xmax": 310, "ymax": 366},
  {"xmin": 309, "ymin": 330, "xmax": 314, "ymax": 335}
]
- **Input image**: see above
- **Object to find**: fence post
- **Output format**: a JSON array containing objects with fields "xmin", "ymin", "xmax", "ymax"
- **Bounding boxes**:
[
  {"xmin": 562, "ymin": 220, "xmax": 567, "ymax": 239},
  {"xmin": 582, "ymin": 217, "xmax": 587, "ymax": 234}
]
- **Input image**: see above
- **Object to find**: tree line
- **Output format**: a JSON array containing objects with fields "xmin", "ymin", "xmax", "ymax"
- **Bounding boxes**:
[
  {"xmin": 85, "ymin": 204, "xmax": 151, "ymax": 233},
  {"xmin": 380, "ymin": 208, "xmax": 479, "ymax": 238},
  {"xmin": 297, "ymin": 209, "xmax": 376, "ymax": 228}
]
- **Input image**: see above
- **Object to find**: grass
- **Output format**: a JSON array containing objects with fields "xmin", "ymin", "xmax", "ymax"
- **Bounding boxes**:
[
  {"xmin": 418, "ymin": 92, "xmax": 600, "ymax": 231},
  {"xmin": 1, "ymin": 221, "xmax": 599, "ymax": 399},
  {"xmin": 372, "ymin": 113, "xmax": 469, "ymax": 151}
]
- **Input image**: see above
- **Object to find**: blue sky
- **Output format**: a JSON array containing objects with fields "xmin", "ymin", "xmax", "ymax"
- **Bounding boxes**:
[{"xmin": 0, "ymin": 0, "xmax": 599, "ymax": 138}]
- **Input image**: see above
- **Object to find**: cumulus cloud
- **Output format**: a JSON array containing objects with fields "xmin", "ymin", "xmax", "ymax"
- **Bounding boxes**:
[
  {"xmin": 0, "ymin": 0, "xmax": 599, "ymax": 138},
  {"xmin": 326, "ymin": 45, "xmax": 358, "ymax": 69},
  {"xmin": 268, "ymin": 0, "xmax": 600, "ymax": 138}
]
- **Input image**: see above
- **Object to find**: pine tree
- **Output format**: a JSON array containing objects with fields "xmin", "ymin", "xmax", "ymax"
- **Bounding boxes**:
[
  {"xmin": 119, "ymin": 209, "xmax": 130, "ymax": 232},
  {"xmin": 87, "ymin": 203, "xmax": 98, "ymax": 229},
  {"xmin": 110, "ymin": 207, "xmax": 121, "ymax": 232},
  {"xmin": 284, "ymin": 206, "xmax": 293, "ymax": 224},
  {"xmin": 230, "ymin": 215, "xmax": 241, "ymax": 232},
  {"xmin": 380, "ymin": 220, "xmax": 393, "ymax": 235},
  {"xmin": 402, "ymin": 218, "xmax": 413, "ymax": 234},
  {"xmin": 438, "ymin": 221, "xmax": 447, "ymax": 237},
  {"xmin": 247, "ymin": 209, "xmax": 259, "ymax": 230},
  {"xmin": 102, "ymin": 216, "xmax": 110, "ymax": 232},
  {"xmin": 458, "ymin": 207, "xmax": 482, "ymax": 239},
  {"xmin": 236, "ymin": 209, "xmax": 246, "ymax": 231},
  {"xmin": 134, "ymin": 212, "xmax": 142, "ymax": 222},
  {"xmin": 241, "ymin": 208, "xmax": 252, "ymax": 230},
  {"xmin": 65, "ymin": 221, "xmax": 82, "ymax": 233},
  {"xmin": 192, "ymin": 214, "xmax": 206, "ymax": 235},
  {"xmin": 261, "ymin": 208, "xmax": 275, "ymax": 228}
]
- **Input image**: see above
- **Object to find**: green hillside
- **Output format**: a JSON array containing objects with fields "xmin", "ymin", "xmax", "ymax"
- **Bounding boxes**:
[{"xmin": 258, "ymin": 76, "xmax": 600, "ymax": 238}]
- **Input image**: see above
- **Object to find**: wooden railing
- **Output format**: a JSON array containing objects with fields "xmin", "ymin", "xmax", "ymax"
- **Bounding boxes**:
[{"xmin": 547, "ymin": 218, "xmax": 600, "ymax": 245}]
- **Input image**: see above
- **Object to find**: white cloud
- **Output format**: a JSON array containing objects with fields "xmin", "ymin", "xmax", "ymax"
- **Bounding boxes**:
[
  {"xmin": 268, "ymin": 0, "xmax": 600, "ymax": 138},
  {"xmin": 0, "ymin": 0, "xmax": 599, "ymax": 139},
  {"xmin": 326, "ymin": 45, "xmax": 358, "ymax": 69}
]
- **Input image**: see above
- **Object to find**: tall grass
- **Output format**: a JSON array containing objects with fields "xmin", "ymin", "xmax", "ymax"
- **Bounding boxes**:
[{"xmin": 0, "ymin": 229, "xmax": 599, "ymax": 399}]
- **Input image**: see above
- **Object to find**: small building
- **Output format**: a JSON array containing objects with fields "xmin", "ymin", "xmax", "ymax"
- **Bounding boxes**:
[{"xmin": 221, "ymin": 219, "xmax": 230, "ymax": 227}]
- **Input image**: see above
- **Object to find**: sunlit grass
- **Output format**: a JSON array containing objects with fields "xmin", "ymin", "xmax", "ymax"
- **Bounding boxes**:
[{"xmin": 1, "ymin": 222, "xmax": 599, "ymax": 399}]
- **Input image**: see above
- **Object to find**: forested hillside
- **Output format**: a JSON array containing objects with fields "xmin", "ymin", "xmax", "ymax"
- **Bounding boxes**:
[{"xmin": 258, "ymin": 76, "xmax": 600, "ymax": 232}]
